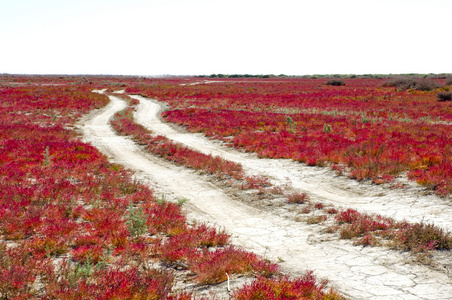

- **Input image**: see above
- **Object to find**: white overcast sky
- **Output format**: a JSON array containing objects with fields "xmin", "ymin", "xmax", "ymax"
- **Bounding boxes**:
[{"xmin": 1, "ymin": 0, "xmax": 451, "ymax": 75}]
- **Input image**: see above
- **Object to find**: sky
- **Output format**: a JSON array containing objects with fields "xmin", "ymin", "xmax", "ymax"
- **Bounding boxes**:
[{"xmin": 1, "ymin": 0, "xmax": 451, "ymax": 76}]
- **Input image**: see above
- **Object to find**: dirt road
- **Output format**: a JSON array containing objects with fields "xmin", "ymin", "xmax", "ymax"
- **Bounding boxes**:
[
  {"xmin": 79, "ymin": 93, "xmax": 452, "ymax": 299},
  {"xmin": 131, "ymin": 95, "xmax": 452, "ymax": 231}
]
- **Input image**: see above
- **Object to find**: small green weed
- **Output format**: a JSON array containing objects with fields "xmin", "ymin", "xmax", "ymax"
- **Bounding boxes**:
[{"xmin": 125, "ymin": 204, "xmax": 148, "ymax": 237}]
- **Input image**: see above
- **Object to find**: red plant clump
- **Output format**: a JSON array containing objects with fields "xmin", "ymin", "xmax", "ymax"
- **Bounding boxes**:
[
  {"xmin": 158, "ymin": 224, "xmax": 230, "ymax": 264},
  {"xmin": 190, "ymin": 246, "xmax": 280, "ymax": 285},
  {"xmin": 287, "ymin": 192, "xmax": 309, "ymax": 204},
  {"xmin": 232, "ymin": 272, "xmax": 345, "ymax": 300},
  {"xmin": 0, "ymin": 243, "xmax": 46, "ymax": 299},
  {"xmin": 71, "ymin": 244, "xmax": 105, "ymax": 264},
  {"xmin": 45, "ymin": 261, "xmax": 175, "ymax": 299},
  {"xmin": 127, "ymin": 77, "xmax": 452, "ymax": 196},
  {"xmin": 393, "ymin": 222, "xmax": 452, "ymax": 252},
  {"xmin": 335, "ymin": 209, "xmax": 394, "ymax": 239},
  {"xmin": 332, "ymin": 209, "xmax": 452, "ymax": 252}
]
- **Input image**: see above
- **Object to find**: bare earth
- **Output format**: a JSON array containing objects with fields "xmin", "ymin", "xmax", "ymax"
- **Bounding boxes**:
[{"xmin": 79, "ymin": 92, "xmax": 452, "ymax": 299}]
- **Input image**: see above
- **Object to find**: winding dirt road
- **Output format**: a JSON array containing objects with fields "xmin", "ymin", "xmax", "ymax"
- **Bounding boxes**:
[
  {"xmin": 131, "ymin": 95, "xmax": 452, "ymax": 231},
  {"xmin": 79, "ymin": 93, "xmax": 452, "ymax": 299}
]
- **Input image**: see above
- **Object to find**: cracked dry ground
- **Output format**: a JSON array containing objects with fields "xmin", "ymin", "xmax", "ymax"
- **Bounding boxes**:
[{"xmin": 79, "ymin": 93, "xmax": 452, "ymax": 300}]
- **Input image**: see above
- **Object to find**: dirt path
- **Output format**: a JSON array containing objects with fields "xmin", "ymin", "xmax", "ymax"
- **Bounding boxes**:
[
  {"xmin": 79, "ymin": 93, "xmax": 452, "ymax": 299},
  {"xmin": 131, "ymin": 95, "xmax": 452, "ymax": 232}
]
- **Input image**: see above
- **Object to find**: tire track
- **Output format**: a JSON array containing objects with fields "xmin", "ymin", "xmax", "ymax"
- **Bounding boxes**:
[
  {"xmin": 79, "ymin": 93, "xmax": 452, "ymax": 299},
  {"xmin": 131, "ymin": 95, "xmax": 452, "ymax": 232}
]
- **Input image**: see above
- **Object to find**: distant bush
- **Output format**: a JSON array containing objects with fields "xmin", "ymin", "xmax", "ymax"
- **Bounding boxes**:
[
  {"xmin": 382, "ymin": 76, "xmax": 442, "ymax": 91},
  {"xmin": 325, "ymin": 79, "xmax": 346, "ymax": 86},
  {"xmin": 382, "ymin": 76, "xmax": 414, "ymax": 91},
  {"xmin": 437, "ymin": 92, "xmax": 452, "ymax": 102},
  {"xmin": 445, "ymin": 76, "xmax": 452, "ymax": 86},
  {"xmin": 415, "ymin": 78, "xmax": 442, "ymax": 91}
]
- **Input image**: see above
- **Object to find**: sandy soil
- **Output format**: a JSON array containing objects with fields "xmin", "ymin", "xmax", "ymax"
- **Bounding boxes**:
[{"xmin": 79, "ymin": 92, "xmax": 452, "ymax": 299}]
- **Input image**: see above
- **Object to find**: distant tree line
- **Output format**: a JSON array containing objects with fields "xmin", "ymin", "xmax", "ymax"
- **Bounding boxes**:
[
  {"xmin": 198, "ymin": 74, "xmax": 290, "ymax": 78},
  {"xmin": 198, "ymin": 73, "xmax": 452, "ymax": 79}
]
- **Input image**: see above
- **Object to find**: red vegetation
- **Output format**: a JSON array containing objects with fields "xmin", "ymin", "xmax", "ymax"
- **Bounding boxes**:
[
  {"xmin": 116, "ymin": 82, "xmax": 452, "ymax": 254},
  {"xmin": 232, "ymin": 272, "xmax": 345, "ymax": 300},
  {"xmin": 110, "ymin": 95, "xmax": 278, "ymax": 193},
  {"xmin": 334, "ymin": 209, "xmax": 394, "ymax": 239},
  {"xmin": 0, "ymin": 79, "xmax": 339, "ymax": 299},
  {"xmin": 332, "ymin": 208, "xmax": 452, "ymax": 251},
  {"xmin": 190, "ymin": 246, "xmax": 279, "ymax": 285},
  {"xmin": 127, "ymin": 77, "xmax": 452, "ymax": 196},
  {"xmin": 111, "ymin": 106, "xmax": 245, "ymax": 181},
  {"xmin": 287, "ymin": 192, "xmax": 309, "ymax": 204}
]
